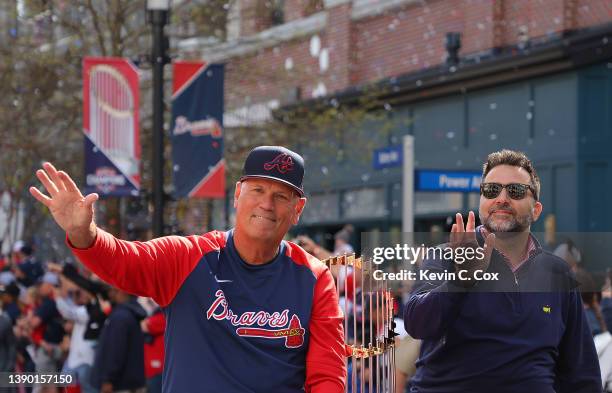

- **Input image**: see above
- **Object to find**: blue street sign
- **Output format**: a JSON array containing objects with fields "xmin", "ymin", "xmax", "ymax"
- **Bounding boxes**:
[
  {"xmin": 373, "ymin": 145, "xmax": 403, "ymax": 169},
  {"xmin": 416, "ymin": 170, "xmax": 481, "ymax": 192}
]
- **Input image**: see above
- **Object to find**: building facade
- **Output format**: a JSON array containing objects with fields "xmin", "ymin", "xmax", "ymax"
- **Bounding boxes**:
[{"xmin": 178, "ymin": 0, "xmax": 612, "ymax": 263}]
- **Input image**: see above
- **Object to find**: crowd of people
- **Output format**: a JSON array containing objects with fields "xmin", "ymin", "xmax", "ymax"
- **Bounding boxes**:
[{"xmin": 0, "ymin": 241, "xmax": 165, "ymax": 393}]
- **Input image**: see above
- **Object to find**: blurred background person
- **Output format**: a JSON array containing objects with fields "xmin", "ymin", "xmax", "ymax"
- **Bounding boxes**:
[
  {"xmin": 575, "ymin": 268, "xmax": 608, "ymax": 336},
  {"xmin": 0, "ymin": 283, "xmax": 17, "ymax": 373},
  {"xmin": 91, "ymin": 287, "xmax": 146, "ymax": 393},
  {"xmin": 49, "ymin": 262, "xmax": 102, "ymax": 393},
  {"xmin": 1, "ymin": 281, "xmax": 21, "ymax": 324},
  {"xmin": 602, "ymin": 271, "xmax": 612, "ymax": 334},
  {"xmin": 12, "ymin": 242, "xmax": 44, "ymax": 288},
  {"xmin": 29, "ymin": 272, "xmax": 64, "ymax": 393},
  {"xmin": 553, "ymin": 238, "xmax": 582, "ymax": 273},
  {"xmin": 140, "ymin": 299, "xmax": 165, "ymax": 393},
  {"xmin": 334, "ymin": 225, "xmax": 355, "ymax": 256},
  {"xmin": 394, "ymin": 334, "xmax": 420, "ymax": 393}
]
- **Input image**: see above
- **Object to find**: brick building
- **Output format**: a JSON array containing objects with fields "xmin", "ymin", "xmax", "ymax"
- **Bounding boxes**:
[
  {"xmin": 180, "ymin": 0, "xmax": 612, "ymax": 109},
  {"xmin": 179, "ymin": 0, "xmax": 612, "ymax": 268}
]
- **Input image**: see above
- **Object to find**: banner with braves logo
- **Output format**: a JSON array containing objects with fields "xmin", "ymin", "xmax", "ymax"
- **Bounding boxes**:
[
  {"xmin": 171, "ymin": 61, "xmax": 225, "ymax": 198},
  {"xmin": 82, "ymin": 57, "xmax": 141, "ymax": 196}
]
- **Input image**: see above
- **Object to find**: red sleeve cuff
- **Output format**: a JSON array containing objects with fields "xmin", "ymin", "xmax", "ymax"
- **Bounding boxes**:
[{"xmin": 65, "ymin": 230, "xmax": 101, "ymax": 251}]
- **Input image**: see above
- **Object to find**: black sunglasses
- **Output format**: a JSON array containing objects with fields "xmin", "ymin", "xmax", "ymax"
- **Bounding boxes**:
[{"xmin": 480, "ymin": 182, "xmax": 537, "ymax": 201}]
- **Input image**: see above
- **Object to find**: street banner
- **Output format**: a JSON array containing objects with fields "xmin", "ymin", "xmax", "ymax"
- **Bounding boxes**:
[
  {"xmin": 171, "ymin": 61, "xmax": 225, "ymax": 198},
  {"xmin": 82, "ymin": 57, "xmax": 140, "ymax": 196}
]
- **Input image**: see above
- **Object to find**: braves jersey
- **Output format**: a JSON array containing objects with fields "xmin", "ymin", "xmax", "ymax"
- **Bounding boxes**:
[{"xmin": 69, "ymin": 229, "xmax": 346, "ymax": 393}]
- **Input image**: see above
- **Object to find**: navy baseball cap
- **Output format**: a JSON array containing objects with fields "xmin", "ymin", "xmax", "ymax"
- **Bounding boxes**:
[{"xmin": 239, "ymin": 146, "xmax": 305, "ymax": 197}]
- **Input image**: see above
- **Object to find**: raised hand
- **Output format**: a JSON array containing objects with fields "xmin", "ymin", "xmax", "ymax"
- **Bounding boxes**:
[
  {"xmin": 450, "ymin": 211, "xmax": 495, "ymax": 287},
  {"xmin": 29, "ymin": 162, "xmax": 99, "ymax": 248}
]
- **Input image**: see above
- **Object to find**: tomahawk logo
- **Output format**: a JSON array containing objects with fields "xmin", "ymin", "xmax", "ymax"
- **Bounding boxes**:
[
  {"xmin": 206, "ymin": 290, "xmax": 305, "ymax": 348},
  {"xmin": 236, "ymin": 315, "xmax": 305, "ymax": 348},
  {"xmin": 264, "ymin": 153, "xmax": 294, "ymax": 174}
]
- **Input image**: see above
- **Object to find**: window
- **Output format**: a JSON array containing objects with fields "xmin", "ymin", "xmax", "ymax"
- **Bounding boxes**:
[
  {"xmin": 269, "ymin": 0, "xmax": 284, "ymax": 26},
  {"xmin": 342, "ymin": 187, "xmax": 387, "ymax": 219},
  {"xmin": 301, "ymin": 192, "xmax": 339, "ymax": 224}
]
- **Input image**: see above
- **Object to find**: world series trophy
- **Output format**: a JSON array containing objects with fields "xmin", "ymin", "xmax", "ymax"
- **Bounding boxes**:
[{"xmin": 322, "ymin": 254, "xmax": 397, "ymax": 393}]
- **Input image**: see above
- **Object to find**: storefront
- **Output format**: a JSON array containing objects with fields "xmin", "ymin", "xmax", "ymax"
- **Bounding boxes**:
[{"xmin": 293, "ymin": 24, "xmax": 612, "ymax": 244}]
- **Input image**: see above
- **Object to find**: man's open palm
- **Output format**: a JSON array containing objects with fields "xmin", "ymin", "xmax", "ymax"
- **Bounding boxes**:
[
  {"xmin": 450, "ymin": 211, "xmax": 495, "ymax": 286},
  {"xmin": 29, "ymin": 162, "xmax": 98, "ymax": 245}
]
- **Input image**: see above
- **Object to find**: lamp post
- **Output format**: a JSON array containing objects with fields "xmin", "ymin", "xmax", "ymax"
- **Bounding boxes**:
[{"xmin": 146, "ymin": 0, "xmax": 170, "ymax": 237}]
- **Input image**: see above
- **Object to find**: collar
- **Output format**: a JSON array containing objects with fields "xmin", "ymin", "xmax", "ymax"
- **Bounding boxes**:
[
  {"xmin": 477, "ymin": 225, "xmax": 539, "ymax": 272},
  {"xmin": 227, "ymin": 229, "xmax": 283, "ymax": 268}
]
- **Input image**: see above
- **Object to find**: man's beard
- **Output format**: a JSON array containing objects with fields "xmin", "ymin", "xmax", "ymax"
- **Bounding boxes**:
[{"xmin": 479, "ymin": 204, "xmax": 533, "ymax": 233}]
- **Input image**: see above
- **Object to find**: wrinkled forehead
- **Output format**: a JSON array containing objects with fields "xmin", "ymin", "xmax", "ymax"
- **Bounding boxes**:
[
  {"xmin": 483, "ymin": 165, "xmax": 532, "ymax": 184},
  {"xmin": 241, "ymin": 177, "xmax": 296, "ymax": 195}
]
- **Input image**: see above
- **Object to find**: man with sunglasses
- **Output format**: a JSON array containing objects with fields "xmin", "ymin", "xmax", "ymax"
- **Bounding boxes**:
[{"xmin": 404, "ymin": 149, "xmax": 601, "ymax": 393}]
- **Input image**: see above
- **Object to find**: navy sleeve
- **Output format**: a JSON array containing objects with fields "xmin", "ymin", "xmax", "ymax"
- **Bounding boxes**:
[
  {"xmin": 403, "ymin": 256, "xmax": 469, "ymax": 339},
  {"xmin": 98, "ymin": 314, "xmax": 129, "ymax": 384},
  {"xmin": 62, "ymin": 263, "xmax": 107, "ymax": 297},
  {"xmin": 554, "ymin": 290, "xmax": 602, "ymax": 393}
]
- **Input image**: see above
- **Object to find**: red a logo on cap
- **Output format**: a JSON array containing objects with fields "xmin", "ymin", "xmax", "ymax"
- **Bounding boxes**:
[{"xmin": 264, "ymin": 153, "xmax": 294, "ymax": 174}]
